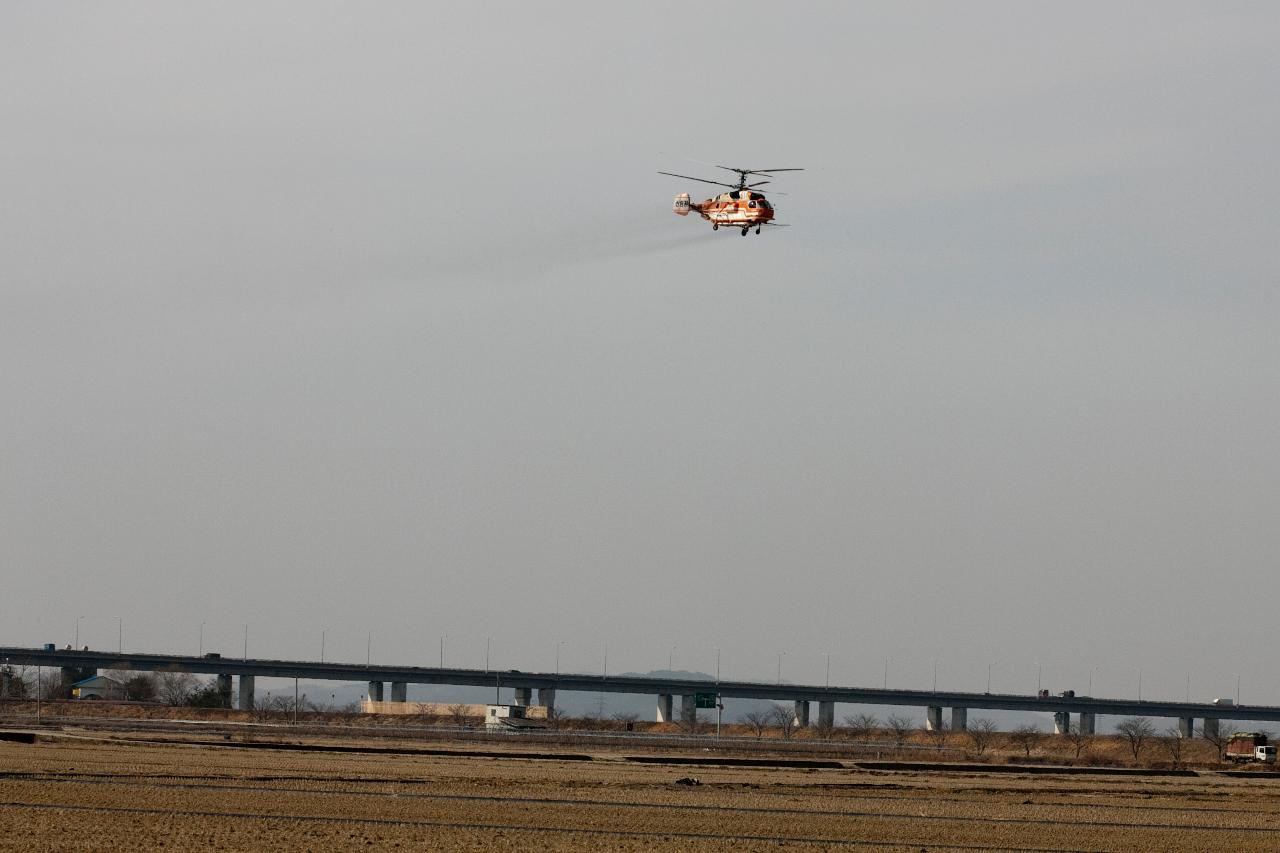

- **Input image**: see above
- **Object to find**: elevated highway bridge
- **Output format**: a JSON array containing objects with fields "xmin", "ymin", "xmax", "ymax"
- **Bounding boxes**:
[{"xmin": 1, "ymin": 645, "xmax": 1267, "ymax": 738}]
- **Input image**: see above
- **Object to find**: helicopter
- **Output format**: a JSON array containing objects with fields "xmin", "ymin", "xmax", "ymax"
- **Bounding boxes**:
[{"xmin": 659, "ymin": 164, "xmax": 803, "ymax": 236}]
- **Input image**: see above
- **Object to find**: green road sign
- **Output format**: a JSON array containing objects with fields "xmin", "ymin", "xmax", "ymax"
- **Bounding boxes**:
[{"xmin": 695, "ymin": 692, "xmax": 717, "ymax": 709}]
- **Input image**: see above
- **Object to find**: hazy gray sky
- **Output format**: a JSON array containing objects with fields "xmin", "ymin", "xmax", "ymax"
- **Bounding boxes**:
[{"xmin": 3, "ymin": 2, "xmax": 1278, "ymax": 705}]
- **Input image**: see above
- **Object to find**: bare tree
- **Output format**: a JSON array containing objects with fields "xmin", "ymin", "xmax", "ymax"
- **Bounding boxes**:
[
  {"xmin": 885, "ymin": 714, "xmax": 915, "ymax": 748},
  {"xmin": 1009, "ymin": 724, "xmax": 1042, "ymax": 758},
  {"xmin": 1115, "ymin": 717, "xmax": 1156, "ymax": 762},
  {"xmin": 843, "ymin": 712, "xmax": 879, "ymax": 742},
  {"xmin": 1063, "ymin": 722, "xmax": 1091, "ymax": 760},
  {"xmin": 1199, "ymin": 721, "xmax": 1233, "ymax": 760},
  {"xmin": 0, "ymin": 666, "xmax": 31, "ymax": 700},
  {"xmin": 447, "ymin": 703, "xmax": 471, "ymax": 727},
  {"xmin": 741, "ymin": 709, "xmax": 771, "ymax": 737},
  {"xmin": 155, "ymin": 670, "xmax": 197, "ymax": 706},
  {"xmin": 768, "ymin": 703, "xmax": 797, "ymax": 740},
  {"xmin": 123, "ymin": 673, "xmax": 156, "ymax": 702},
  {"xmin": 968, "ymin": 718, "xmax": 998, "ymax": 755},
  {"xmin": 611, "ymin": 711, "xmax": 640, "ymax": 731},
  {"xmin": 1159, "ymin": 726, "xmax": 1186, "ymax": 768}
]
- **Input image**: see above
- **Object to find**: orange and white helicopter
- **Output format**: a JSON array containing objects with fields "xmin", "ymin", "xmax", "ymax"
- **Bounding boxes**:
[{"xmin": 660, "ymin": 164, "xmax": 803, "ymax": 236}]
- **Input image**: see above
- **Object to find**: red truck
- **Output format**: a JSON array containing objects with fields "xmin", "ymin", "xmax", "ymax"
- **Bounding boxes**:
[{"xmin": 1225, "ymin": 732, "xmax": 1278, "ymax": 764}]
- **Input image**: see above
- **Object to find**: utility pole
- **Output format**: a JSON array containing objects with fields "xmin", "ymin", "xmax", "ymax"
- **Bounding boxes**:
[{"xmin": 715, "ymin": 646, "xmax": 722, "ymax": 738}]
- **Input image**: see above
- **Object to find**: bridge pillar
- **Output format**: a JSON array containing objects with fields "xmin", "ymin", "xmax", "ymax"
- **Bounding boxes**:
[
  {"xmin": 1078, "ymin": 712, "xmax": 1096, "ymax": 735},
  {"xmin": 216, "ymin": 674, "xmax": 233, "ymax": 707},
  {"xmin": 1178, "ymin": 717, "xmax": 1195, "ymax": 738},
  {"xmin": 238, "ymin": 675, "xmax": 255, "ymax": 711},
  {"xmin": 1053, "ymin": 711, "xmax": 1070, "ymax": 734},
  {"xmin": 925, "ymin": 706, "xmax": 943, "ymax": 731},
  {"xmin": 537, "ymin": 687, "xmax": 556, "ymax": 715},
  {"xmin": 656, "ymin": 694, "xmax": 673, "ymax": 723},
  {"xmin": 513, "ymin": 687, "xmax": 532, "ymax": 706},
  {"xmin": 390, "ymin": 682, "xmax": 407, "ymax": 703},
  {"xmin": 681, "ymin": 694, "xmax": 697, "ymax": 726},
  {"xmin": 817, "ymin": 701, "xmax": 835, "ymax": 729},
  {"xmin": 368, "ymin": 681, "xmax": 384, "ymax": 702},
  {"xmin": 1202, "ymin": 718, "xmax": 1219, "ymax": 740},
  {"xmin": 950, "ymin": 707, "xmax": 968, "ymax": 731},
  {"xmin": 793, "ymin": 700, "xmax": 810, "ymax": 728}
]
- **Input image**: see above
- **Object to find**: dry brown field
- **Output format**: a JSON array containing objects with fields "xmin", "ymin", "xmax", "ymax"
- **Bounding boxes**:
[{"xmin": 4, "ymin": 728, "xmax": 1280, "ymax": 851}]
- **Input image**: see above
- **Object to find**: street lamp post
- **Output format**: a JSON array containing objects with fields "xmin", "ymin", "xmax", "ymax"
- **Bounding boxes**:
[
  {"xmin": 242, "ymin": 624, "xmax": 248, "ymax": 661},
  {"xmin": 74, "ymin": 615, "xmax": 83, "ymax": 649},
  {"xmin": 668, "ymin": 645, "xmax": 676, "ymax": 673},
  {"xmin": 367, "ymin": 631, "xmax": 372, "ymax": 666},
  {"xmin": 321, "ymin": 629, "xmax": 326, "ymax": 663},
  {"xmin": 199, "ymin": 622, "xmax": 206, "ymax": 657},
  {"xmin": 777, "ymin": 652, "xmax": 785, "ymax": 685},
  {"xmin": 987, "ymin": 661, "xmax": 996, "ymax": 694},
  {"xmin": 485, "ymin": 636, "xmax": 491, "ymax": 674},
  {"xmin": 1036, "ymin": 662, "xmax": 1042, "ymax": 694},
  {"xmin": 439, "ymin": 635, "xmax": 447, "ymax": 669},
  {"xmin": 824, "ymin": 652, "xmax": 831, "ymax": 688},
  {"xmin": 932, "ymin": 658, "xmax": 938, "ymax": 692},
  {"xmin": 116, "ymin": 616, "xmax": 122, "ymax": 654},
  {"xmin": 556, "ymin": 641, "xmax": 565, "ymax": 675}
]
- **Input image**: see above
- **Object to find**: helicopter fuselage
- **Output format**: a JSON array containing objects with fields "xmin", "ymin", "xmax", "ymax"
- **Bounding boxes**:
[{"xmin": 675, "ymin": 189, "xmax": 774, "ymax": 233}]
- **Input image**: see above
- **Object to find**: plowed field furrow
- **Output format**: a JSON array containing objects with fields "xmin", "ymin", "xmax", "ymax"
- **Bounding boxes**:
[
  {"xmin": 2, "ymin": 780, "xmax": 1276, "ymax": 852},
  {"xmin": 15, "ymin": 769, "xmax": 1280, "ymax": 817},
  {"xmin": 6, "ymin": 738, "xmax": 1280, "ymax": 851},
  {"xmin": 7, "ymin": 773, "xmax": 1280, "ymax": 833},
  {"xmin": 0, "ymin": 801, "xmax": 1116, "ymax": 852}
]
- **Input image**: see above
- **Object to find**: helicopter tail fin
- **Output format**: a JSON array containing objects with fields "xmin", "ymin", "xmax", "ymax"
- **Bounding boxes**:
[{"xmin": 673, "ymin": 193, "xmax": 691, "ymax": 216}]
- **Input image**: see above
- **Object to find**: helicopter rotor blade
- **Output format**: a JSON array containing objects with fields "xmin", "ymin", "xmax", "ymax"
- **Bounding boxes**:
[
  {"xmin": 748, "ymin": 168, "xmax": 804, "ymax": 174},
  {"xmin": 657, "ymin": 171, "xmax": 740, "ymax": 190}
]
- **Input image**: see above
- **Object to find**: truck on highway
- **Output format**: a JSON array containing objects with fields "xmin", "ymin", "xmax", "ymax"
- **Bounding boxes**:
[{"xmin": 1225, "ymin": 732, "xmax": 1277, "ymax": 764}]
